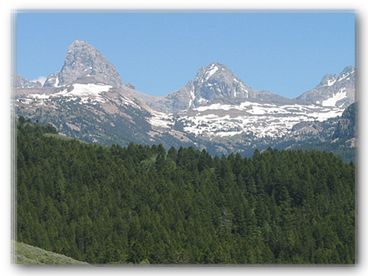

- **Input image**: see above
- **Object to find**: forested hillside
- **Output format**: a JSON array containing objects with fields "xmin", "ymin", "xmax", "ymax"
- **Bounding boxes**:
[{"xmin": 16, "ymin": 118, "xmax": 355, "ymax": 264}]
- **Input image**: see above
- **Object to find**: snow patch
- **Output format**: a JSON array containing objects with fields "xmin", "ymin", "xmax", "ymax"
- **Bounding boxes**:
[
  {"xmin": 321, "ymin": 88, "xmax": 347, "ymax": 107},
  {"xmin": 149, "ymin": 111, "xmax": 174, "ymax": 129},
  {"xmin": 18, "ymin": 83, "xmax": 112, "ymax": 105},
  {"xmin": 181, "ymin": 101, "xmax": 345, "ymax": 138},
  {"xmin": 188, "ymin": 88, "xmax": 195, "ymax": 108},
  {"xmin": 327, "ymin": 78, "xmax": 336, "ymax": 86},
  {"xmin": 120, "ymin": 96, "xmax": 141, "ymax": 109},
  {"xmin": 204, "ymin": 64, "xmax": 219, "ymax": 81},
  {"xmin": 32, "ymin": 76, "xmax": 47, "ymax": 86},
  {"xmin": 338, "ymin": 70, "xmax": 354, "ymax": 82},
  {"xmin": 54, "ymin": 76, "xmax": 60, "ymax": 87},
  {"xmin": 56, "ymin": 83, "xmax": 112, "ymax": 97},
  {"xmin": 197, "ymin": 97, "xmax": 208, "ymax": 104}
]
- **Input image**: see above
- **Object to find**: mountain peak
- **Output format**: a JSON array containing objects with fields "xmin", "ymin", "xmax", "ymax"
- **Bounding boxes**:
[
  {"xmin": 297, "ymin": 65, "xmax": 355, "ymax": 108},
  {"xmin": 69, "ymin": 39, "xmax": 90, "ymax": 47},
  {"xmin": 317, "ymin": 65, "xmax": 355, "ymax": 88},
  {"xmin": 162, "ymin": 63, "xmax": 253, "ymax": 112},
  {"xmin": 190, "ymin": 63, "xmax": 251, "ymax": 104},
  {"xmin": 66, "ymin": 40, "xmax": 100, "ymax": 56},
  {"xmin": 197, "ymin": 62, "xmax": 233, "ymax": 82},
  {"xmin": 44, "ymin": 40, "xmax": 123, "ymax": 88}
]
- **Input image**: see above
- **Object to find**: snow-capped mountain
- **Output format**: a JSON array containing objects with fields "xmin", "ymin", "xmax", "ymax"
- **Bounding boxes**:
[
  {"xmin": 296, "ymin": 66, "xmax": 355, "ymax": 108},
  {"xmin": 14, "ymin": 40, "xmax": 356, "ymax": 159},
  {"xmin": 44, "ymin": 40, "xmax": 123, "ymax": 88},
  {"xmin": 150, "ymin": 63, "xmax": 292, "ymax": 113},
  {"xmin": 157, "ymin": 64, "xmax": 353, "ymax": 140},
  {"xmin": 172, "ymin": 63, "xmax": 252, "ymax": 109}
]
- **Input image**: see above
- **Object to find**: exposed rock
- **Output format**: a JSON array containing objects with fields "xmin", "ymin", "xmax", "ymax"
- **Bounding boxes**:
[{"xmin": 44, "ymin": 40, "xmax": 123, "ymax": 88}]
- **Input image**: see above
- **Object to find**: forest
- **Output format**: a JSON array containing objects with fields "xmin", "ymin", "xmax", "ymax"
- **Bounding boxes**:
[{"xmin": 16, "ymin": 118, "xmax": 355, "ymax": 264}]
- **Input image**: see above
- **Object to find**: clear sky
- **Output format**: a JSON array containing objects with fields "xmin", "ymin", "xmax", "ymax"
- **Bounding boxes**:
[{"xmin": 15, "ymin": 11, "xmax": 355, "ymax": 97}]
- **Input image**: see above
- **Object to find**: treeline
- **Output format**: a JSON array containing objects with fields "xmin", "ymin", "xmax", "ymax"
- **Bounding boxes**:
[{"xmin": 16, "ymin": 118, "xmax": 355, "ymax": 264}]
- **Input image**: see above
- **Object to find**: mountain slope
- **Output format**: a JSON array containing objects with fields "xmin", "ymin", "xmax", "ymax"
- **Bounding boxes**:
[
  {"xmin": 15, "ymin": 241, "xmax": 88, "ymax": 265},
  {"xmin": 272, "ymin": 102, "xmax": 357, "ymax": 162},
  {"xmin": 15, "ymin": 83, "xmax": 193, "ymax": 147}
]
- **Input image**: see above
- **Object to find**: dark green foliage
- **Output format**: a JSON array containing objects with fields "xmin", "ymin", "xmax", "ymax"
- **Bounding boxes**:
[{"xmin": 16, "ymin": 119, "xmax": 355, "ymax": 264}]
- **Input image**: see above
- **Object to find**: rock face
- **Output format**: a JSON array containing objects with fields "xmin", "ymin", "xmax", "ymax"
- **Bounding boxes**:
[
  {"xmin": 296, "ymin": 66, "xmax": 355, "ymax": 108},
  {"xmin": 44, "ymin": 40, "xmax": 123, "ymax": 88},
  {"xmin": 185, "ymin": 63, "xmax": 251, "ymax": 106},
  {"xmin": 332, "ymin": 102, "xmax": 356, "ymax": 140}
]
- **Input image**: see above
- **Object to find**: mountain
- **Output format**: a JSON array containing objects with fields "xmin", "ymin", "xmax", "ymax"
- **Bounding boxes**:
[
  {"xmin": 15, "ymin": 40, "xmax": 192, "ymax": 148},
  {"xmin": 14, "ymin": 75, "xmax": 42, "ymax": 89},
  {"xmin": 44, "ymin": 40, "xmax": 123, "ymax": 88},
  {"xmin": 14, "ymin": 40, "xmax": 356, "ymax": 160},
  {"xmin": 150, "ymin": 63, "xmax": 292, "ymax": 113},
  {"xmin": 158, "ymin": 64, "xmax": 352, "ymax": 145},
  {"xmin": 296, "ymin": 66, "xmax": 355, "ymax": 108}
]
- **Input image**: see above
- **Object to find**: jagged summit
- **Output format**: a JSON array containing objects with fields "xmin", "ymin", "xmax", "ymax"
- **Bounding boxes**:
[
  {"xmin": 197, "ymin": 62, "xmax": 232, "ymax": 81},
  {"xmin": 44, "ymin": 40, "xmax": 123, "ymax": 88},
  {"xmin": 191, "ymin": 62, "xmax": 251, "ymax": 103},
  {"xmin": 156, "ymin": 62, "xmax": 293, "ymax": 113},
  {"xmin": 296, "ymin": 66, "xmax": 355, "ymax": 108},
  {"xmin": 160, "ymin": 62, "xmax": 253, "ymax": 112},
  {"xmin": 317, "ymin": 66, "xmax": 355, "ymax": 88}
]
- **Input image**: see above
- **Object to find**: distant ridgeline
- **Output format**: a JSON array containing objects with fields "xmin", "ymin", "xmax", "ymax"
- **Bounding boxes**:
[{"xmin": 16, "ymin": 119, "xmax": 355, "ymax": 264}]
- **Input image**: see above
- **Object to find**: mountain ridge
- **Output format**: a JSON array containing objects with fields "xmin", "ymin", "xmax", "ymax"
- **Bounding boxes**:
[
  {"xmin": 14, "ymin": 40, "xmax": 356, "ymax": 159},
  {"xmin": 17, "ymin": 41, "xmax": 355, "ymax": 107}
]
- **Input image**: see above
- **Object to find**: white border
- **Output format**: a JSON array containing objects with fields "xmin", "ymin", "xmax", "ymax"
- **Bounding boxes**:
[{"xmin": 0, "ymin": 1, "xmax": 366, "ymax": 275}]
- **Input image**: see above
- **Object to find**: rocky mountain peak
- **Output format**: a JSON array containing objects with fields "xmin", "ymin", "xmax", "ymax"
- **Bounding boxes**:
[
  {"xmin": 296, "ymin": 66, "xmax": 355, "ymax": 108},
  {"xmin": 156, "ymin": 62, "xmax": 291, "ymax": 113},
  {"xmin": 196, "ymin": 63, "xmax": 229, "ymax": 81},
  {"xmin": 195, "ymin": 63, "xmax": 244, "ymax": 86},
  {"xmin": 44, "ymin": 40, "xmax": 123, "ymax": 88},
  {"xmin": 161, "ymin": 63, "xmax": 252, "ymax": 112},
  {"xmin": 187, "ymin": 62, "xmax": 251, "ymax": 106},
  {"xmin": 318, "ymin": 66, "xmax": 355, "ymax": 88}
]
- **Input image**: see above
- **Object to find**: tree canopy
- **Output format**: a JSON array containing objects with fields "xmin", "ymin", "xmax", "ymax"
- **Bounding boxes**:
[{"xmin": 16, "ymin": 119, "xmax": 355, "ymax": 264}]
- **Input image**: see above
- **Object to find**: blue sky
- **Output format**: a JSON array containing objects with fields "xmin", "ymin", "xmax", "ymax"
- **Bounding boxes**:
[{"xmin": 15, "ymin": 12, "xmax": 355, "ymax": 97}]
